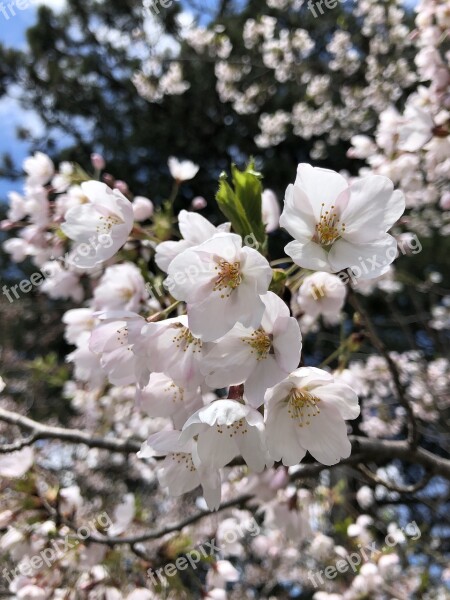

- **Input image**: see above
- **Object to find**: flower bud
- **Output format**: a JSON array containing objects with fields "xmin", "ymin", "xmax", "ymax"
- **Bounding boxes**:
[{"xmin": 91, "ymin": 153, "xmax": 105, "ymax": 170}]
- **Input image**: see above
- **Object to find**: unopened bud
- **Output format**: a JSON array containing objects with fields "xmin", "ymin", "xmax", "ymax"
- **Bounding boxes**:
[
  {"xmin": 90, "ymin": 153, "xmax": 105, "ymax": 171},
  {"xmin": 133, "ymin": 196, "xmax": 154, "ymax": 221},
  {"xmin": 114, "ymin": 180, "xmax": 129, "ymax": 195},
  {"xmin": 191, "ymin": 196, "xmax": 207, "ymax": 210}
]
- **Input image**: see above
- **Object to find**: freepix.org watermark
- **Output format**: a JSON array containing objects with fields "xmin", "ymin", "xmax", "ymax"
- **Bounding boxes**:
[
  {"xmin": 1, "ymin": 512, "xmax": 112, "ymax": 584},
  {"xmin": 307, "ymin": 0, "xmax": 350, "ymax": 19},
  {"xmin": 147, "ymin": 516, "xmax": 260, "ymax": 585},
  {"xmin": 0, "ymin": 0, "xmax": 36, "ymax": 21},
  {"xmin": 309, "ymin": 233, "xmax": 422, "ymax": 300},
  {"xmin": 144, "ymin": 0, "xmax": 180, "ymax": 16},
  {"xmin": 307, "ymin": 520, "xmax": 421, "ymax": 588},
  {"xmin": 2, "ymin": 232, "xmax": 114, "ymax": 303}
]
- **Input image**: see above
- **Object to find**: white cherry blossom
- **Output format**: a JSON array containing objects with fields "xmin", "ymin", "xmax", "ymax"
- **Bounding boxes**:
[
  {"xmin": 265, "ymin": 367, "xmax": 359, "ymax": 466},
  {"xmin": 61, "ymin": 181, "xmax": 134, "ymax": 268},
  {"xmin": 23, "ymin": 152, "xmax": 54, "ymax": 186},
  {"xmin": 179, "ymin": 399, "xmax": 270, "ymax": 472},
  {"xmin": 201, "ymin": 291, "xmax": 302, "ymax": 407},
  {"xmin": 280, "ymin": 164, "xmax": 405, "ymax": 278},
  {"xmin": 93, "ymin": 262, "xmax": 149, "ymax": 312},
  {"xmin": 138, "ymin": 315, "xmax": 206, "ymax": 388},
  {"xmin": 138, "ymin": 430, "xmax": 221, "ymax": 510},
  {"xmin": 168, "ymin": 156, "xmax": 199, "ymax": 182},
  {"xmin": 167, "ymin": 232, "xmax": 273, "ymax": 341},
  {"xmin": 296, "ymin": 271, "xmax": 346, "ymax": 324},
  {"xmin": 155, "ymin": 209, "xmax": 230, "ymax": 272},
  {"xmin": 137, "ymin": 373, "xmax": 203, "ymax": 429}
]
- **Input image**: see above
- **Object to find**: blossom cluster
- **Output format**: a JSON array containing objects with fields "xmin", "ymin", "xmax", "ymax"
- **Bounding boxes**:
[{"xmin": 2, "ymin": 149, "xmax": 410, "ymax": 514}]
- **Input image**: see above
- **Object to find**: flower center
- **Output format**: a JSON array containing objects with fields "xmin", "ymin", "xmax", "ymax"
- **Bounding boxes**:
[
  {"xmin": 96, "ymin": 214, "xmax": 123, "ymax": 234},
  {"xmin": 213, "ymin": 260, "xmax": 242, "ymax": 298},
  {"xmin": 164, "ymin": 382, "xmax": 185, "ymax": 403},
  {"xmin": 315, "ymin": 204, "xmax": 346, "ymax": 247},
  {"xmin": 287, "ymin": 388, "xmax": 321, "ymax": 427},
  {"xmin": 216, "ymin": 419, "xmax": 248, "ymax": 437},
  {"xmin": 242, "ymin": 328, "xmax": 272, "ymax": 360},
  {"xmin": 171, "ymin": 453, "xmax": 196, "ymax": 472},
  {"xmin": 172, "ymin": 325, "xmax": 203, "ymax": 353}
]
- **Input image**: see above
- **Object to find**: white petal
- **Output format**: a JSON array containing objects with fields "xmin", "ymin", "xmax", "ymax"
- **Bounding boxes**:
[
  {"xmin": 279, "ymin": 183, "xmax": 316, "ymax": 242},
  {"xmin": 284, "ymin": 240, "xmax": 331, "ymax": 271},
  {"xmin": 295, "ymin": 164, "xmax": 349, "ymax": 221},
  {"xmin": 340, "ymin": 177, "xmax": 405, "ymax": 243},
  {"xmin": 314, "ymin": 382, "xmax": 360, "ymax": 420},
  {"xmin": 328, "ymin": 234, "xmax": 398, "ymax": 279},
  {"xmin": 297, "ymin": 403, "xmax": 352, "ymax": 465}
]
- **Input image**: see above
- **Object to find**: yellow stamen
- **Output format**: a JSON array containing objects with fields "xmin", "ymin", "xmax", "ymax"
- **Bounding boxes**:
[
  {"xmin": 213, "ymin": 260, "xmax": 242, "ymax": 298},
  {"xmin": 287, "ymin": 388, "xmax": 321, "ymax": 427},
  {"xmin": 315, "ymin": 204, "xmax": 346, "ymax": 247},
  {"xmin": 242, "ymin": 328, "xmax": 272, "ymax": 360}
]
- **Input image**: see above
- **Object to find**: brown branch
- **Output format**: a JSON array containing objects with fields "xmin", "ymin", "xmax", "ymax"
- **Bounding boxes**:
[
  {"xmin": 0, "ymin": 407, "xmax": 141, "ymax": 455},
  {"xmin": 0, "ymin": 408, "xmax": 449, "ymax": 479}
]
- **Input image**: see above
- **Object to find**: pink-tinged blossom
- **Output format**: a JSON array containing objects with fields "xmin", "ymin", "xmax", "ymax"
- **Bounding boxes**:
[
  {"xmin": 93, "ymin": 263, "xmax": 149, "ymax": 312},
  {"xmin": 265, "ymin": 367, "xmax": 359, "ymax": 466},
  {"xmin": 179, "ymin": 399, "xmax": 270, "ymax": 472},
  {"xmin": 67, "ymin": 331, "xmax": 106, "ymax": 389},
  {"xmin": 89, "ymin": 312, "xmax": 148, "ymax": 387},
  {"xmin": 167, "ymin": 232, "xmax": 273, "ymax": 341},
  {"xmin": 201, "ymin": 292, "xmax": 302, "ymax": 407},
  {"xmin": 281, "ymin": 164, "xmax": 405, "ymax": 279},
  {"xmin": 61, "ymin": 181, "xmax": 134, "ymax": 268},
  {"xmin": 137, "ymin": 373, "xmax": 203, "ymax": 429},
  {"xmin": 138, "ymin": 430, "xmax": 222, "ymax": 510},
  {"xmin": 138, "ymin": 315, "xmax": 206, "ymax": 389}
]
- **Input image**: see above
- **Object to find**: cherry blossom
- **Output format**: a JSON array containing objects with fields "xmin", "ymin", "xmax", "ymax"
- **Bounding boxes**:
[
  {"xmin": 155, "ymin": 209, "xmax": 230, "ymax": 272},
  {"xmin": 179, "ymin": 399, "xmax": 270, "ymax": 472},
  {"xmin": 168, "ymin": 156, "xmax": 200, "ymax": 182},
  {"xmin": 138, "ymin": 430, "xmax": 222, "ymax": 510},
  {"xmin": 61, "ymin": 181, "xmax": 134, "ymax": 267},
  {"xmin": 201, "ymin": 291, "xmax": 302, "ymax": 407},
  {"xmin": 280, "ymin": 164, "xmax": 405, "ymax": 278},
  {"xmin": 265, "ymin": 367, "xmax": 360, "ymax": 465},
  {"xmin": 167, "ymin": 232, "xmax": 273, "ymax": 341}
]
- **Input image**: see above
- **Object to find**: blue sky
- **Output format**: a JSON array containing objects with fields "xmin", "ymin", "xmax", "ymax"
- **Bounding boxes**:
[{"xmin": 0, "ymin": 6, "xmax": 40, "ymax": 199}]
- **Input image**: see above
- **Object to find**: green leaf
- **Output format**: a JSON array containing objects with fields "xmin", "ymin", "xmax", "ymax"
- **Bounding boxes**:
[{"xmin": 216, "ymin": 163, "xmax": 267, "ymax": 254}]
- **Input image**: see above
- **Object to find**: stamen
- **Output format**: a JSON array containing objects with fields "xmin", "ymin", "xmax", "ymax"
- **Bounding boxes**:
[
  {"xmin": 315, "ymin": 203, "xmax": 346, "ymax": 247},
  {"xmin": 213, "ymin": 260, "xmax": 242, "ymax": 298},
  {"xmin": 172, "ymin": 325, "xmax": 203, "ymax": 353},
  {"xmin": 96, "ymin": 214, "xmax": 123, "ymax": 234},
  {"xmin": 242, "ymin": 328, "xmax": 272, "ymax": 360},
  {"xmin": 287, "ymin": 388, "xmax": 321, "ymax": 427},
  {"xmin": 164, "ymin": 382, "xmax": 185, "ymax": 403},
  {"xmin": 171, "ymin": 453, "xmax": 196, "ymax": 472},
  {"xmin": 216, "ymin": 419, "xmax": 248, "ymax": 437}
]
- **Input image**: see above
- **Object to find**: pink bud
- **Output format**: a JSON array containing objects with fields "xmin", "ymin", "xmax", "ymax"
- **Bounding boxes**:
[
  {"xmin": 0, "ymin": 219, "xmax": 13, "ymax": 230},
  {"xmin": 440, "ymin": 191, "xmax": 450, "ymax": 210},
  {"xmin": 115, "ymin": 180, "xmax": 129, "ymax": 195},
  {"xmin": 90, "ymin": 153, "xmax": 105, "ymax": 171},
  {"xmin": 270, "ymin": 466, "xmax": 289, "ymax": 490},
  {"xmin": 191, "ymin": 196, "xmax": 207, "ymax": 210}
]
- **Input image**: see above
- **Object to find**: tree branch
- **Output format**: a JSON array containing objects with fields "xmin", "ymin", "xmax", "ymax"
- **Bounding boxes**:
[{"xmin": 0, "ymin": 408, "xmax": 449, "ymax": 479}]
